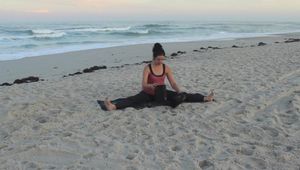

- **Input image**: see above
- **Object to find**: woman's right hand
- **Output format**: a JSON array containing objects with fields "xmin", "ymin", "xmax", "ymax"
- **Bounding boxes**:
[{"xmin": 149, "ymin": 83, "xmax": 159, "ymax": 90}]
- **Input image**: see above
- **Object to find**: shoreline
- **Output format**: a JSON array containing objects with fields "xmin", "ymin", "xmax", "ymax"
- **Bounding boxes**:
[
  {"xmin": 2, "ymin": 30, "xmax": 300, "ymax": 62},
  {"xmin": 1, "ymin": 32, "xmax": 300, "ymax": 84},
  {"xmin": 1, "ymin": 20, "xmax": 300, "ymax": 61}
]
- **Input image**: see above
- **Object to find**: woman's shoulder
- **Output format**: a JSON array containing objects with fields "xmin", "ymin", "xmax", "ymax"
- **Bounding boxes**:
[
  {"xmin": 164, "ymin": 64, "xmax": 171, "ymax": 72},
  {"xmin": 143, "ymin": 63, "xmax": 150, "ymax": 71}
]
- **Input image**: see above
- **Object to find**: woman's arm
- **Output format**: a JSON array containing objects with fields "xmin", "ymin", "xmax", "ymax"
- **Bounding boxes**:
[{"xmin": 166, "ymin": 66, "xmax": 181, "ymax": 93}]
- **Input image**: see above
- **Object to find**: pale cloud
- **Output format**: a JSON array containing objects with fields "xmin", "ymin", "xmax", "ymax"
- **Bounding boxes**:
[
  {"xmin": 27, "ymin": 9, "xmax": 49, "ymax": 14},
  {"xmin": 0, "ymin": 0, "xmax": 299, "ymax": 21}
]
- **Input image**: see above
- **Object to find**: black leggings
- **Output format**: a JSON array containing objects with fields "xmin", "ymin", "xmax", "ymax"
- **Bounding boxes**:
[{"xmin": 111, "ymin": 90, "xmax": 206, "ymax": 110}]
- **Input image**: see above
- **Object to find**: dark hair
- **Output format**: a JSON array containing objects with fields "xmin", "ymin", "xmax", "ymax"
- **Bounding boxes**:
[{"xmin": 152, "ymin": 43, "xmax": 165, "ymax": 59}]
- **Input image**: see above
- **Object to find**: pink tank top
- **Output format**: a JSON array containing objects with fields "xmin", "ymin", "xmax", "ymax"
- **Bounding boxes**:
[{"xmin": 143, "ymin": 63, "xmax": 166, "ymax": 95}]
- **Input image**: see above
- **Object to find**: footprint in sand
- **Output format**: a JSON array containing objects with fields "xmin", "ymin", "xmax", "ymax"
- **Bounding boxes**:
[
  {"xmin": 261, "ymin": 126, "xmax": 279, "ymax": 137},
  {"xmin": 171, "ymin": 145, "xmax": 182, "ymax": 152},
  {"xmin": 239, "ymin": 157, "xmax": 268, "ymax": 169},
  {"xmin": 278, "ymin": 110, "xmax": 298, "ymax": 125},
  {"xmin": 249, "ymin": 157, "xmax": 267, "ymax": 169},
  {"xmin": 126, "ymin": 166, "xmax": 138, "ymax": 170},
  {"xmin": 0, "ymin": 130, "xmax": 9, "ymax": 140},
  {"xmin": 166, "ymin": 130, "xmax": 176, "ymax": 137},
  {"xmin": 35, "ymin": 116, "xmax": 49, "ymax": 124},
  {"xmin": 229, "ymin": 132, "xmax": 240, "ymax": 137},
  {"xmin": 198, "ymin": 160, "xmax": 214, "ymax": 169},
  {"xmin": 285, "ymin": 146, "xmax": 294, "ymax": 152},
  {"xmin": 236, "ymin": 146, "xmax": 255, "ymax": 156},
  {"xmin": 23, "ymin": 162, "xmax": 39, "ymax": 169},
  {"xmin": 21, "ymin": 148, "xmax": 81, "ymax": 166},
  {"xmin": 83, "ymin": 152, "xmax": 96, "ymax": 159},
  {"xmin": 126, "ymin": 153, "xmax": 136, "ymax": 160}
]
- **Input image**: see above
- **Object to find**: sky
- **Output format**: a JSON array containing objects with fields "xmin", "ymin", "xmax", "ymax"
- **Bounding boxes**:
[{"xmin": 0, "ymin": 0, "xmax": 300, "ymax": 22}]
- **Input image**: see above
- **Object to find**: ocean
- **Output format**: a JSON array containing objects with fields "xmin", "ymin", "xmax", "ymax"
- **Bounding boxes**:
[{"xmin": 1, "ymin": 20, "xmax": 300, "ymax": 61}]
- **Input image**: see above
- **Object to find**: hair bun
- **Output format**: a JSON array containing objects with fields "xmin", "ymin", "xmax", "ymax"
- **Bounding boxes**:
[
  {"xmin": 152, "ymin": 42, "xmax": 165, "ymax": 58},
  {"xmin": 153, "ymin": 43, "xmax": 163, "ymax": 52}
]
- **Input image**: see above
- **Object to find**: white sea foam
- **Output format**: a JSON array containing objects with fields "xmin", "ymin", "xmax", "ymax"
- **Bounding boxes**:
[{"xmin": 0, "ymin": 21, "xmax": 300, "ymax": 61}]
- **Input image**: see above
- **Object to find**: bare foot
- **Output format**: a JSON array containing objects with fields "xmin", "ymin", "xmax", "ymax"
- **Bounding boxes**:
[
  {"xmin": 104, "ymin": 98, "xmax": 116, "ymax": 111},
  {"xmin": 204, "ymin": 89, "xmax": 215, "ymax": 102}
]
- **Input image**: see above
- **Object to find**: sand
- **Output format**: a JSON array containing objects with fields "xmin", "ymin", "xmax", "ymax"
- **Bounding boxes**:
[{"xmin": 0, "ymin": 33, "xmax": 300, "ymax": 169}]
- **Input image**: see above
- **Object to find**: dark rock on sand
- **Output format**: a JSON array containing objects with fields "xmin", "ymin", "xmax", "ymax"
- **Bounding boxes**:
[
  {"xmin": 65, "ymin": 65, "xmax": 107, "ymax": 77},
  {"xmin": 0, "ymin": 82, "xmax": 13, "ymax": 86},
  {"xmin": 68, "ymin": 72, "xmax": 82, "ymax": 76},
  {"xmin": 232, "ymin": 45, "xmax": 240, "ymax": 48},
  {"xmin": 208, "ymin": 46, "xmax": 221, "ymax": 49},
  {"xmin": 141, "ymin": 60, "xmax": 151, "ymax": 64},
  {"xmin": 36, "ymin": 116, "xmax": 49, "ymax": 123},
  {"xmin": 200, "ymin": 47, "xmax": 206, "ymax": 50},
  {"xmin": 13, "ymin": 76, "xmax": 39, "ymax": 84},
  {"xmin": 284, "ymin": 38, "xmax": 300, "ymax": 43},
  {"xmin": 258, "ymin": 42, "xmax": 267, "ymax": 46},
  {"xmin": 83, "ymin": 65, "xmax": 107, "ymax": 73},
  {"xmin": 177, "ymin": 51, "xmax": 186, "ymax": 54},
  {"xmin": 171, "ymin": 53, "xmax": 178, "ymax": 56},
  {"xmin": 199, "ymin": 160, "xmax": 214, "ymax": 169},
  {"xmin": 1, "ymin": 76, "xmax": 40, "ymax": 86}
]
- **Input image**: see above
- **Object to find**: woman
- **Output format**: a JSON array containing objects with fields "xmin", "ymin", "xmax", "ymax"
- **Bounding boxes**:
[{"xmin": 103, "ymin": 43, "xmax": 214, "ymax": 111}]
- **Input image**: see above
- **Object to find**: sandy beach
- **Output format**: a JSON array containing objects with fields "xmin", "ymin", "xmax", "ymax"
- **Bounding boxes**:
[{"xmin": 0, "ymin": 33, "xmax": 300, "ymax": 169}]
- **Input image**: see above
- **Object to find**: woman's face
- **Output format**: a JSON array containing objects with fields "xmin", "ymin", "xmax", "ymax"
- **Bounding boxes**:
[{"xmin": 154, "ymin": 55, "xmax": 165, "ymax": 65}]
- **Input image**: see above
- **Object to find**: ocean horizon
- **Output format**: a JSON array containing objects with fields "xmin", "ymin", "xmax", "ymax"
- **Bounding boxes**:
[{"xmin": 1, "ymin": 20, "xmax": 300, "ymax": 61}]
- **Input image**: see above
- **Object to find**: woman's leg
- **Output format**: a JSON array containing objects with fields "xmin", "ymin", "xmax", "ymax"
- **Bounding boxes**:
[
  {"xmin": 108, "ymin": 91, "xmax": 153, "ymax": 110},
  {"xmin": 166, "ymin": 90, "xmax": 178, "ymax": 102},
  {"xmin": 165, "ymin": 90, "xmax": 205, "ymax": 103},
  {"xmin": 184, "ymin": 92, "xmax": 206, "ymax": 102},
  {"xmin": 165, "ymin": 90, "xmax": 185, "ymax": 107},
  {"xmin": 165, "ymin": 90, "xmax": 213, "ymax": 107},
  {"xmin": 185, "ymin": 89, "xmax": 215, "ymax": 102}
]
